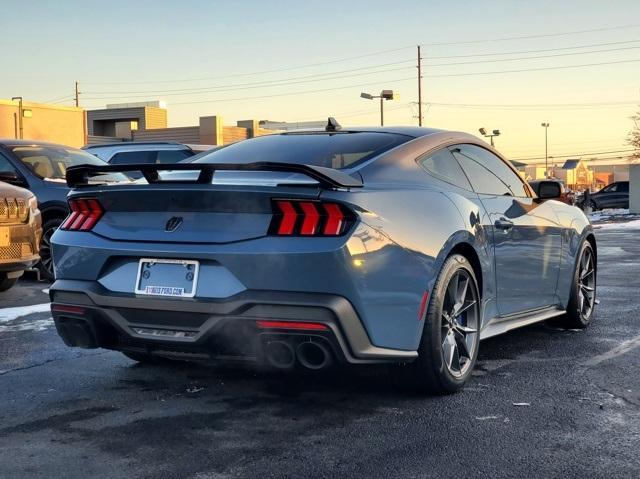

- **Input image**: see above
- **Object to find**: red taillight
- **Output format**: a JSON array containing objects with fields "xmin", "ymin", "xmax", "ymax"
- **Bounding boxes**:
[
  {"xmin": 51, "ymin": 304, "xmax": 86, "ymax": 315},
  {"xmin": 61, "ymin": 198, "xmax": 104, "ymax": 231},
  {"xmin": 270, "ymin": 200, "xmax": 353, "ymax": 237},
  {"xmin": 255, "ymin": 320, "xmax": 329, "ymax": 331}
]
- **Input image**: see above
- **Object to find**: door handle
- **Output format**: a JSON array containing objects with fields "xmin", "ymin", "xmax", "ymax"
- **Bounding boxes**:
[{"xmin": 494, "ymin": 218, "xmax": 514, "ymax": 230}]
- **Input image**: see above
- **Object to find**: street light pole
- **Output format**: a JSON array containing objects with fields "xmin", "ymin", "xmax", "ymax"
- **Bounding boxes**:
[
  {"xmin": 541, "ymin": 122, "xmax": 550, "ymax": 178},
  {"xmin": 361, "ymin": 90, "xmax": 397, "ymax": 127},
  {"xmin": 11, "ymin": 97, "xmax": 23, "ymax": 139}
]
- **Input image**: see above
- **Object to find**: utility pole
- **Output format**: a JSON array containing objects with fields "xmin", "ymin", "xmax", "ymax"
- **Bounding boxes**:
[
  {"xmin": 74, "ymin": 81, "xmax": 80, "ymax": 107},
  {"xmin": 11, "ymin": 97, "xmax": 23, "ymax": 139},
  {"xmin": 380, "ymin": 97, "xmax": 384, "ymax": 126},
  {"xmin": 417, "ymin": 45, "xmax": 423, "ymax": 127}
]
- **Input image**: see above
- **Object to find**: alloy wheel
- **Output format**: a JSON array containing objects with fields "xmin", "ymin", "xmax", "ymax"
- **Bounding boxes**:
[
  {"xmin": 39, "ymin": 225, "xmax": 57, "ymax": 278},
  {"xmin": 441, "ymin": 269, "xmax": 479, "ymax": 378},
  {"xmin": 577, "ymin": 246, "xmax": 596, "ymax": 320}
]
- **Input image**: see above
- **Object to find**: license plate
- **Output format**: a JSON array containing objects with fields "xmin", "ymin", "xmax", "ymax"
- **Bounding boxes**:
[
  {"xmin": 0, "ymin": 227, "xmax": 9, "ymax": 247},
  {"xmin": 135, "ymin": 258, "xmax": 199, "ymax": 298}
]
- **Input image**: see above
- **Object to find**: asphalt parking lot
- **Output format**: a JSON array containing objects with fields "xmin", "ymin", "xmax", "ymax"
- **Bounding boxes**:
[{"xmin": 0, "ymin": 226, "xmax": 638, "ymax": 479}]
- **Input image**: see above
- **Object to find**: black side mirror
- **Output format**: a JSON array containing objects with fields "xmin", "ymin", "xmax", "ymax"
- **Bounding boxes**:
[
  {"xmin": 0, "ymin": 171, "xmax": 27, "ymax": 188},
  {"xmin": 536, "ymin": 181, "xmax": 562, "ymax": 200}
]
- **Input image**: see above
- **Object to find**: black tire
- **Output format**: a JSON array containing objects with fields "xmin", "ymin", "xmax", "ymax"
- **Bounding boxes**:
[
  {"xmin": 38, "ymin": 218, "xmax": 63, "ymax": 281},
  {"xmin": 588, "ymin": 200, "xmax": 598, "ymax": 211},
  {"xmin": 557, "ymin": 241, "xmax": 596, "ymax": 329},
  {"xmin": 406, "ymin": 254, "xmax": 481, "ymax": 394},
  {"xmin": 0, "ymin": 273, "xmax": 18, "ymax": 292}
]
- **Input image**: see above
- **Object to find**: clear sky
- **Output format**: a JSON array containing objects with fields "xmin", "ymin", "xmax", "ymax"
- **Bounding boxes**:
[{"xmin": 1, "ymin": 0, "xmax": 639, "ymax": 161}]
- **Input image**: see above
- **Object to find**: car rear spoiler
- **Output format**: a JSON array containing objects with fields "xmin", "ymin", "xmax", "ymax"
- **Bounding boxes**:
[{"xmin": 66, "ymin": 162, "xmax": 363, "ymax": 190}]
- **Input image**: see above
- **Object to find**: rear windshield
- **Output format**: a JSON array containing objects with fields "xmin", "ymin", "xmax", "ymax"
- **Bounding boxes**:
[{"xmin": 193, "ymin": 132, "xmax": 412, "ymax": 169}]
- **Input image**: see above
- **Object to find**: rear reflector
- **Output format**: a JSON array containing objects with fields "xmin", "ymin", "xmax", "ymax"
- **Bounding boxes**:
[
  {"xmin": 61, "ymin": 198, "xmax": 104, "ymax": 231},
  {"xmin": 51, "ymin": 304, "xmax": 86, "ymax": 315},
  {"xmin": 270, "ymin": 200, "xmax": 354, "ymax": 237},
  {"xmin": 255, "ymin": 320, "xmax": 329, "ymax": 331},
  {"xmin": 417, "ymin": 291, "xmax": 429, "ymax": 320}
]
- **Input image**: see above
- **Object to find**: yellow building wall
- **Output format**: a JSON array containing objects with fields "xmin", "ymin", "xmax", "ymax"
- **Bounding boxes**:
[{"xmin": 0, "ymin": 99, "xmax": 85, "ymax": 147}]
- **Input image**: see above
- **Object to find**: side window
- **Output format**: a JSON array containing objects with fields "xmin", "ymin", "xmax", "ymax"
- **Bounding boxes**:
[
  {"xmin": 110, "ymin": 151, "xmax": 156, "ymax": 165},
  {"xmin": 156, "ymin": 150, "xmax": 192, "ymax": 164},
  {"xmin": 451, "ymin": 147, "xmax": 511, "ymax": 196},
  {"xmin": 0, "ymin": 154, "xmax": 18, "ymax": 173},
  {"xmin": 618, "ymin": 183, "xmax": 629, "ymax": 192},
  {"xmin": 418, "ymin": 149, "xmax": 471, "ymax": 190},
  {"xmin": 454, "ymin": 144, "xmax": 529, "ymax": 197}
]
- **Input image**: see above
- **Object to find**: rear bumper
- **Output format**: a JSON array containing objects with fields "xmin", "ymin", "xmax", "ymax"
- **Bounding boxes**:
[{"xmin": 50, "ymin": 279, "xmax": 417, "ymax": 364}]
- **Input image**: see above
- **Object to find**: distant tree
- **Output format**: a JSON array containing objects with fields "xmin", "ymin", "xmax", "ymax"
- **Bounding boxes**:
[{"xmin": 629, "ymin": 109, "xmax": 640, "ymax": 160}]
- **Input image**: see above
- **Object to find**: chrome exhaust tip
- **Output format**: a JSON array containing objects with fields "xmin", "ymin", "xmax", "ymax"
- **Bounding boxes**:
[
  {"xmin": 264, "ymin": 340, "xmax": 296, "ymax": 369},
  {"xmin": 296, "ymin": 341, "xmax": 332, "ymax": 370}
]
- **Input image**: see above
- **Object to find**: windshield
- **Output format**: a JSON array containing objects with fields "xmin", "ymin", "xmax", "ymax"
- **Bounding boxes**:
[
  {"xmin": 10, "ymin": 145, "xmax": 128, "ymax": 183},
  {"xmin": 193, "ymin": 132, "xmax": 412, "ymax": 169}
]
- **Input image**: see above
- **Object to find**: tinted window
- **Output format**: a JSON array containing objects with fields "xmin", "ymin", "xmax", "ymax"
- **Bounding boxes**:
[
  {"xmin": 453, "ymin": 145, "xmax": 528, "ymax": 197},
  {"xmin": 419, "ymin": 149, "xmax": 471, "ymax": 190},
  {"xmin": 110, "ymin": 151, "xmax": 156, "ymax": 165},
  {"xmin": 10, "ymin": 145, "xmax": 108, "ymax": 180},
  {"xmin": 617, "ymin": 182, "xmax": 628, "ymax": 192},
  {"xmin": 602, "ymin": 184, "xmax": 617, "ymax": 192},
  {"xmin": 0, "ymin": 154, "xmax": 17, "ymax": 173},
  {"xmin": 452, "ymin": 149, "xmax": 511, "ymax": 196},
  {"xmin": 157, "ymin": 149, "xmax": 193, "ymax": 164},
  {"xmin": 194, "ymin": 132, "xmax": 412, "ymax": 169}
]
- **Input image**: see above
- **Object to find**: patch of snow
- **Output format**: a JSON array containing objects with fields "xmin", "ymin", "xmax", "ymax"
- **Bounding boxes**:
[
  {"xmin": 594, "ymin": 219, "xmax": 640, "ymax": 230},
  {"xmin": 0, "ymin": 303, "xmax": 51, "ymax": 323},
  {"xmin": 42, "ymin": 288, "xmax": 50, "ymax": 294},
  {"xmin": 588, "ymin": 208, "xmax": 630, "ymax": 222},
  {"xmin": 0, "ymin": 318, "xmax": 53, "ymax": 333}
]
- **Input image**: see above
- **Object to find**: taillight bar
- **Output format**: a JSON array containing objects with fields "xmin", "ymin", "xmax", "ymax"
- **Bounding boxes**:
[
  {"xmin": 269, "ymin": 200, "xmax": 354, "ymax": 237},
  {"xmin": 255, "ymin": 320, "xmax": 329, "ymax": 331},
  {"xmin": 60, "ymin": 198, "xmax": 104, "ymax": 231}
]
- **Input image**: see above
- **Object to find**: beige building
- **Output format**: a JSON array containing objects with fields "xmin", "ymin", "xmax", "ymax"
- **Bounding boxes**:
[{"xmin": 0, "ymin": 99, "xmax": 85, "ymax": 147}]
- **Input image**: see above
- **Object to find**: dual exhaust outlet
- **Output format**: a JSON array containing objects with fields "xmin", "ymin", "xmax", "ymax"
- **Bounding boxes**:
[{"xmin": 264, "ymin": 339, "xmax": 333, "ymax": 371}]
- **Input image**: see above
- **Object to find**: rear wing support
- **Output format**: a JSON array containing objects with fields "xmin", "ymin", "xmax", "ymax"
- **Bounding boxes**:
[{"xmin": 66, "ymin": 161, "xmax": 363, "ymax": 190}]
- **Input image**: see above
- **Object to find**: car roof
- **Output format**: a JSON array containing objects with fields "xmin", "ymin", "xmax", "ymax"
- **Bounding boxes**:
[
  {"xmin": 280, "ymin": 126, "xmax": 443, "ymax": 138},
  {"xmin": 0, "ymin": 139, "xmax": 77, "ymax": 148},
  {"xmin": 84, "ymin": 141, "xmax": 184, "ymax": 149}
]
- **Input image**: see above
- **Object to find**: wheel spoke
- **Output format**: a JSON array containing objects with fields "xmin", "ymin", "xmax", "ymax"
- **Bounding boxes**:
[
  {"xmin": 454, "ymin": 300, "xmax": 477, "ymax": 318},
  {"xmin": 447, "ymin": 273, "xmax": 459, "ymax": 308},
  {"xmin": 580, "ymin": 284, "xmax": 595, "ymax": 292},
  {"xmin": 580, "ymin": 268, "xmax": 594, "ymax": 280},
  {"xmin": 453, "ymin": 329, "xmax": 471, "ymax": 359},
  {"xmin": 455, "ymin": 323, "xmax": 477, "ymax": 334},
  {"xmin": 442, "ymin": 332, "xmax": 456, "ymax": 370}
]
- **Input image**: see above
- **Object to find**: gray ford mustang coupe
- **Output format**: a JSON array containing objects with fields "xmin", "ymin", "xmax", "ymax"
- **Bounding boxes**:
[{"xmin": 49, "ymin": 121, "xmax": 596, "ymax": 394}]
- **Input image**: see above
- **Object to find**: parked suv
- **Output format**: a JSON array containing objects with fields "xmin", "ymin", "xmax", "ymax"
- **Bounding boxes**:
[
  {"xmin": 578, "ymin": 181, "xmax": 629, "ymax": 210},
  {"xmin": 0, "ymin": 181, "xmax": 41, "ymax": 291},
  {"xmin": 0, "ymin": 140, "xmax": 124, "ymax": 280}
]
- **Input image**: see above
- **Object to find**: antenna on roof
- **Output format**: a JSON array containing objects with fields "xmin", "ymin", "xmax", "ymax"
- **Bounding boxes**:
[{"xmin": 325, "ymin": 117, "xmax": 342, "ymax": 132}]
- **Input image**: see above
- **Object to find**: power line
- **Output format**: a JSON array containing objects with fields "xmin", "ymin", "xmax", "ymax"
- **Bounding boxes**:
[
  {"xmin": 83, "ymin": 46, "xmax": 415, "ymax": 85},
  {"xmin": 425, "ymin": 39, "xmax": 640, "ymax": 59},
  {"xmin": 85, "ymin": 61, "xmax": 415, "ymax": 96},
  {"xmin": 80, "ymin": 23, "xmax": 640, "ymax": 86},
  {"xmin": 426, "ymin": 58, "xmax": 640, "ymax": 78},
  {"xmin": 83, "ymin": 76, "xmax": 417, "ymax": 106},
  {"xmin": 420, "ymin": 23, "xmax": 640, "ymax": 46},
  {"xmin": 512, "ymin": 149, "xmax": 636, "ymax": 161},
  {"xmin": 426, "ymin": 45, "xmax": 640, "ymax": 67},
  {"xmin": 421, "ymin": 100, "xmax": 639, "ymax": 110}
]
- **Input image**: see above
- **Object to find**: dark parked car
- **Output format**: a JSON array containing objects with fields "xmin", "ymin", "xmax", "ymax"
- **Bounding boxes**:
[
  {"xmin": 50, "ymin": 125, "xmax": 597, "ymax": 394},
  {"xmin": 0, "ymin": 140, "xmax": 125, "ymax": 280},
  {"xmin": 0, "ymin": 181, "xmax": 41, "ymax": 291},
  {"xmin": 577, "ymin": 181, "xmax": 629, "ymax": 210}
]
